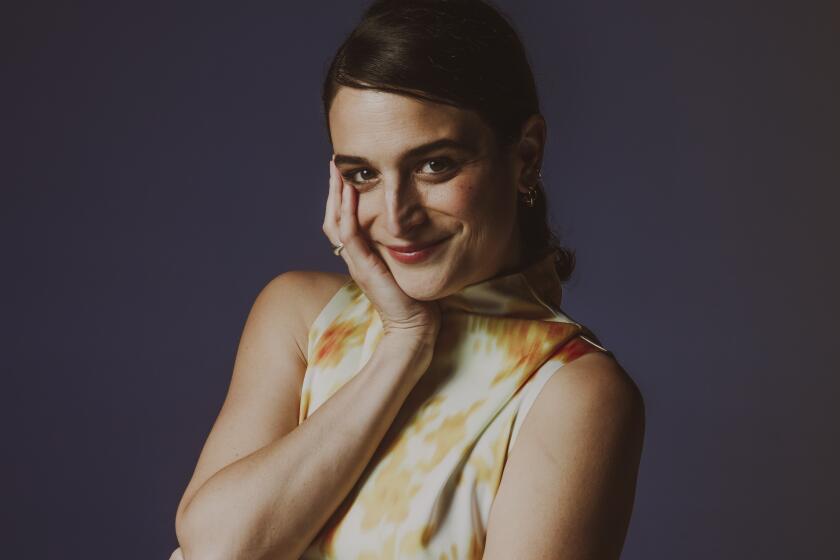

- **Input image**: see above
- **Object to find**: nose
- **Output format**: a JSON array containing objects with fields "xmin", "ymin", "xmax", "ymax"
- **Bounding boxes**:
[{"xmin": 384, "ymin": 179, "xmax": 427, "ymax": 237}]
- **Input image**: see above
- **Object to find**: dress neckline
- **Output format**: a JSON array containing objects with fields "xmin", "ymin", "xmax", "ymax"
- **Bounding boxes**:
[{"xmin": 437, "ymin": 248, "xmax": 565, "ymax": 320}]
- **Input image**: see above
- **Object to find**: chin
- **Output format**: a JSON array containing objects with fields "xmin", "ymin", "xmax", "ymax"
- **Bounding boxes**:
[
  {"xmin": 402, "ymin": 287, "xmax": 444, "ymax": 302},
  {"xmin": 390, "ymin": 266, "xmax": 450, "ymax": 301}
]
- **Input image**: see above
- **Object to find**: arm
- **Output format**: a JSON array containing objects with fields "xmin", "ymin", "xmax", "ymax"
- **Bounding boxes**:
[
  {"xmin": 174, "ymin": 271, "xmax": 434, "ymax": 560},
  {"xmin": 482, "ymin": 351, "xmax": 646, "ymax": 560}
]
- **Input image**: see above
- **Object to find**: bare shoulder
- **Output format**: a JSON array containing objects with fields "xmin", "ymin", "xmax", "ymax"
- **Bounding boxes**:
[
  {"xmin": 538, "ymin": 351, "xmax": 645, "ymax": 428},
  {"xmin": 264, "ymin": 270, "xmax": 352, "ymax": 357},
  {"xmin": 174, "ymin": 269, "xmax": 352, "ymax": 532},
  {"xmin": 272, "ymin": 270, "xmax": 351, "ymax": 335},
  {"xmin": 282, "ymin": 270, "xmax": 351, "ymax": 331},
  {"xmin": 483, "ymin": 350, "xmax": 646, "ymax": 559},
  {"xmin": 514, "ymin": 350, "xmax": 645, "ymax": 469}
]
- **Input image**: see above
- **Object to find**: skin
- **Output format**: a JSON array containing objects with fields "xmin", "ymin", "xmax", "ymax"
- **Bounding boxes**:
[
  {"xmin": 171, "ymin": 86, "xmax": 643, "ymax": 559},
  {"xmin": 327, "ymin": 86, "xmax": 546, "ymax": 301},
  {"xmin": 483, "ymin": 351, "xmax": 645, "ymax": 559}
]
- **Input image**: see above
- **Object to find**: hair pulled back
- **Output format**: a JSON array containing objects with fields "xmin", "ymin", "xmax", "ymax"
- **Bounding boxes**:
[{"xmin": 321, "ymin": 0, "xmax": 575, "ymax": 282}]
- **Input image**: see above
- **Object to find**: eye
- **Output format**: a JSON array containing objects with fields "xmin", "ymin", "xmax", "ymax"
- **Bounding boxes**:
[
  {"xmin": 342, "ymin": 168, "xmax": 377, "ymax": 185},
  {"xmin": 420, "ymin": 157, "xmax": 456, "ymax": 174},
  {"xmin": 340, "ymin": 158, "xmax": 457, "ymax": 187}
]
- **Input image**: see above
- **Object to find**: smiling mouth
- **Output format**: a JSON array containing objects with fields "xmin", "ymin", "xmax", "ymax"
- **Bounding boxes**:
[
  {"xmin": 382, "ymin": 235, "xmax": 453, "ymax": 264},
  {"xmin": 386, "ymin": 236, "xmax": 451, "ymax": 253}
]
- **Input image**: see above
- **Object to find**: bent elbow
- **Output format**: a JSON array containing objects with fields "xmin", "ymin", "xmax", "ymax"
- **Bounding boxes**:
[{"xmin": 175, "ymin": 506, "xmax": 228, "ymax": 560}]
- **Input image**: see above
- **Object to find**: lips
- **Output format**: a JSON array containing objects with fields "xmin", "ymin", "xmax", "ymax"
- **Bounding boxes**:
[
  {"xmin": 385, "ymin": 237, "xmax": 450, "ymax": 253},
  {"xmin": 384, "ymin": 235, "xmax": 452, "ymax": 264}
]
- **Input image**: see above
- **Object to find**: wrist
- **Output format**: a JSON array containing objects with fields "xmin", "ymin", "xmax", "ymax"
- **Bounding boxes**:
[
  {"xmin": 380, "ymin": 331, "xmax": 437, "ymax": 366},
  {"xmin": 382, "ymin": 328, "xmax": 438, "ymax": 349}
]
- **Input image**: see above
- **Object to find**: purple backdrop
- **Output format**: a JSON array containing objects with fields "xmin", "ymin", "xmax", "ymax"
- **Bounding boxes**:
[{"xmin": 3, "ymin": 0, "xmax": 838, "ymax": 558}]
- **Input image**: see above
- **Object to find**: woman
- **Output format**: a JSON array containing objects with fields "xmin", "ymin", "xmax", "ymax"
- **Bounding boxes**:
[{"xmin": 172, "ymin": 1, "xmax": 645, "ymax": 558}]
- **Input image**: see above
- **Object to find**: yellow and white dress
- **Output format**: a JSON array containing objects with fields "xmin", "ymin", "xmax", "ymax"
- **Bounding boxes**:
[{"xmin": 298, "ymin": 249, "xmax": 611, "ymax": 559}]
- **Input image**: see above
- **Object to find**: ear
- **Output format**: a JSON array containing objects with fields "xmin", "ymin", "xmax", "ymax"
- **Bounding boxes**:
[{"xmin": 514, "ymin": 114, "xmax": 547, "ymax": 194}]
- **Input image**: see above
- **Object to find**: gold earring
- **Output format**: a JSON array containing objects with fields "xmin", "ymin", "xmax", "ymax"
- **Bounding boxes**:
[
  {"xmin": 521, "ymin": 184, "xmax": 538, "ymax": 207},
  {"xmin": 520, "ymin": 168, "xmax": 541, "ymax": 207}
]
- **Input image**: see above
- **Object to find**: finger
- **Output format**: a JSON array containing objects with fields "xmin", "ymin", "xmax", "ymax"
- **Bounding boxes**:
[
  {"xmin": 323, "ymin": 158, "xmax": 342, "ymax": 244},
  {"xmin": 337, "ymin": 180, "xmax": 362, "ymax": 275},
  {"xmin": 325, "ymin": 160, "xmax": 356, "ymax": 277},
  {"xmin": 325, "ymin": 165, "xmax": 359, "ymax": 276},
  {"xmin": 339, "ymin": 180, "xmax": 358, "ymax": 242},
  {"xmin": 339, "ymin": 180, "xmax": 385, "ymax": 279},
  {"xmin": 328, "ymin": 158, "xmax": 342, "ymax": 231}
]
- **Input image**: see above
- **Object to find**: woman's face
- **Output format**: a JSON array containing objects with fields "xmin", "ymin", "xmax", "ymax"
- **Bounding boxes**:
[{"xmin": 329, "ymin": 87, "xmax": 533, "ymax": 300}]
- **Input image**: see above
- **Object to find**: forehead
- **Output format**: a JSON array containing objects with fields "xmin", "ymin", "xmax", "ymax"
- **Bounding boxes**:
[{"xmin": 328, "ymin": 87, "xmax": 491, "ymax": 158}]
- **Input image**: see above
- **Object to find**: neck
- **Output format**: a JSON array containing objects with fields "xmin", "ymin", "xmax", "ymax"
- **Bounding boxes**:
[
  {"xmin": 496, "ymin": 220, "xmax": 546, "ymax": 276},
  {"xmin": 495, "ymin": 218, "xmax": 526, "ymax": 277}
]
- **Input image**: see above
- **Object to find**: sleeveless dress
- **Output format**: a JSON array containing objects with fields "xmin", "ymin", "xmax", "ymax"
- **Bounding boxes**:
[{"xmin": 298, "ymin": 249, "xmax": 612, "ymax": 559}]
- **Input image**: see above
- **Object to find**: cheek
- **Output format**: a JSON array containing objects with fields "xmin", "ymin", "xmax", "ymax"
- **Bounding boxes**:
[
  {"xmin": 438, "ymin": 173, "xmax": 510, "ymax": 225},
  {"xmin": 429, "ymin": 176, "xmax": 477, "ymax": 217}
]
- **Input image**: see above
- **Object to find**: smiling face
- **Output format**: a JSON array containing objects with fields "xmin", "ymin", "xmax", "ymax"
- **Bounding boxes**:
[{"xmin": 329, "ymin": 87, "xmax": 530, "ymax": 300}]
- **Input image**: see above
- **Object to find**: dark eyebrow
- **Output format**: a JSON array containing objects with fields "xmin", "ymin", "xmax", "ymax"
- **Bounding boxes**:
[{"xmin": 333, "ymin": 138, "xmax": 476, "ymax": 167}]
